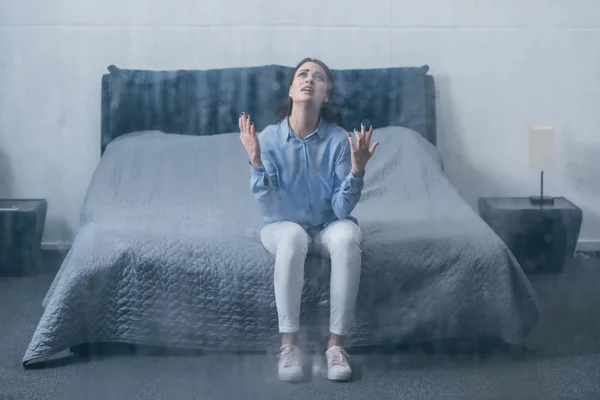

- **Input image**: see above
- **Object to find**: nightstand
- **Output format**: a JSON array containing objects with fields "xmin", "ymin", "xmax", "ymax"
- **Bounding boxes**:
[
  {"xmin": 0, "ymin": 199, "xmax": 48, "ymax": 276},
  {"xmin": 478, "ymin": 197, "xmax": 583, "ymax": 273}
]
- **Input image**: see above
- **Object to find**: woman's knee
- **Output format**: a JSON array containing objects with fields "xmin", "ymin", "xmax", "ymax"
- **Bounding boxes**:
[
  {"xmin": 277, "ymin": 222, "xmax": 310, "ymax": 253},
  {"xmin": 261, "ymin": 221, "xmax": 310, "ymax": 254},
  {"xmin": 261, "ymin": 221, "xmax": 310, "ymax": 255},
  {"xmin": 328, "ymin": 220, "xmax": 362, "ymax": 249}
]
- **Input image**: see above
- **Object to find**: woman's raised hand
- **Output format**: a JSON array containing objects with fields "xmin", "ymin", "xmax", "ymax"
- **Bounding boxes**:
[
  {"xmin": 349, "ymin": 123, "xmax": 379, "ymax": 177},
  {"xmin": 239, "ymin": 112, "xmax": 262, "ymax": 167}
]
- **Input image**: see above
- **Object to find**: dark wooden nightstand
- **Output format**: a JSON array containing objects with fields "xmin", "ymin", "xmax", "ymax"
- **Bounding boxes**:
[
  {"xmin": 478, "ymin": 197, "xmax": 583, "ymax": 273},
  {"xmin": 0, "ymin": 199, "xmax": 48, "ymax": 276}
]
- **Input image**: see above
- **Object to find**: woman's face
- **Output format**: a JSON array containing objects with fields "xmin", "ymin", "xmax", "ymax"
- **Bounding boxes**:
[{"xmin": 288, "ymin": 61, "xmax": 329, "ymax": 107}]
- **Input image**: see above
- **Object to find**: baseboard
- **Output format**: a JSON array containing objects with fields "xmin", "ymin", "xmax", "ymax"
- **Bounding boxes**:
[
  {"xmin": 41, "ymin": 241, "xmax": 72, "ymax": 252},
  {"xmin": 575, "ymin": 240, "xmax": 600, "ymax": 253}
]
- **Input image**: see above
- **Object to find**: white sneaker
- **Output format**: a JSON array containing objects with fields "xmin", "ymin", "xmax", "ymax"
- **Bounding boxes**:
[
  {"xmin": 325, "ymin": 346, "xmax": 352, "ymax": 381},
  {"xmin": 277, "ymin": 344, "xmax": 304, "ymax": 382}
]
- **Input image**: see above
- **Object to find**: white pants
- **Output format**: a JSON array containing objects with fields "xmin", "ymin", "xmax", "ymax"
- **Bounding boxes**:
[{"xmin": 260, "ymin": 219, "xmax": 362, "ymax": 336}]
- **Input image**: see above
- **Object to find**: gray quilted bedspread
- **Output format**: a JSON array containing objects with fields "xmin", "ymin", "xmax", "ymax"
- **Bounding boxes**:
[{"xmin": 23, "ymin": 126, "xmax": 541, "ymax": 366}]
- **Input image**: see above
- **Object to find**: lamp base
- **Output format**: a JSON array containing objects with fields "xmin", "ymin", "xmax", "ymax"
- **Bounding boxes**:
[{"xmin": 529, "ymin": 195, "xmax": 555, "ymax": 205}]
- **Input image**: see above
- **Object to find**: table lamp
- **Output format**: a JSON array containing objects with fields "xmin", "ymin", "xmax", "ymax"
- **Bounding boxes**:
[{"xmin": 529, "ymin": 125, "xmax": 555, "ymax": 205}]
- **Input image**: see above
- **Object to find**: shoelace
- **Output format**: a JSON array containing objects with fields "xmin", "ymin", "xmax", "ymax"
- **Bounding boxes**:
[
  {"xmin": 278, "ymin": 345, "xmax": 300, "ymax": 368},
  {"xmin": 328, "ymin": 346, "xmax": 349, "ymax": 366}
]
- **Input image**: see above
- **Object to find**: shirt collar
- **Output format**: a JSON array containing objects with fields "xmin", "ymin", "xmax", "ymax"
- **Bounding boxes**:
[{"xmin": 280, "ymin": 117, "xmax": 327, "ymax": 143}]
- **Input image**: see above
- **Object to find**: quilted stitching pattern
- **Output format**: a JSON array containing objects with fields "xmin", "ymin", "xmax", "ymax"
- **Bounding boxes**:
[{"xmin": 23, "ymin": 127, "xmax": 541, "ymax": 366}]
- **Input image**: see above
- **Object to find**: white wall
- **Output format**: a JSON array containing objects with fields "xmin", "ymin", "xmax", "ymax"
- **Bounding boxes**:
[{"xmin": 1, "ymin": 0, "xmax": 599, "ymax": 249}]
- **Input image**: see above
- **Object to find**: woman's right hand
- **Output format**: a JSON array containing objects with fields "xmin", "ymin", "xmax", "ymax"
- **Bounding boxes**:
[{"xmin": 239, "ymin": 112, "xmax": 262, "ymax": 167}]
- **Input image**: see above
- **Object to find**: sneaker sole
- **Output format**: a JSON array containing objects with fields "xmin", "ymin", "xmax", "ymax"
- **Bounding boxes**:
[
  {"xmin": 279, "ymin": 371, "xmax": 304, "ymax": 382},
  {"xmin": 327, "ymin": 370, "xmax": 352, "ymax": 381}
]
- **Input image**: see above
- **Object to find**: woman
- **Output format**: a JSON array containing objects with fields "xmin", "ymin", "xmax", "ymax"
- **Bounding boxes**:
[{"xmin": 238, "ymin": 57, "xmax": 378, "ymax": 382}]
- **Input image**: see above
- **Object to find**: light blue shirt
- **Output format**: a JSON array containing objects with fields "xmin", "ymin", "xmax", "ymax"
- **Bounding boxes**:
[{"xmin": 249, "ymin": 118, "xmax": 364, "ymax": 231}]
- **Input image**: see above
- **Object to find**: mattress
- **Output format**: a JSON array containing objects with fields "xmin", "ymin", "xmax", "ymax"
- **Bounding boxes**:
[{"xmin": 23, "ymin": 126, "xmax": 541, "ymax": 366}]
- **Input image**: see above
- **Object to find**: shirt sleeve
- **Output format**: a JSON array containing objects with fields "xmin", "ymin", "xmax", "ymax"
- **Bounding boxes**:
[
  {"xmin": 249, "ymin": 154, "xmax": 282, "ymax": 213},
  {"xmin": 331, "ymin": 138, "xmax": 364, "ymax": 219}
]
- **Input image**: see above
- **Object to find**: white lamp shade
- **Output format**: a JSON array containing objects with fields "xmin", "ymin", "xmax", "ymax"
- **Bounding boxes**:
[{"xmin": 529, "ymin": 126, "xmax": 555, "ymax": 172}]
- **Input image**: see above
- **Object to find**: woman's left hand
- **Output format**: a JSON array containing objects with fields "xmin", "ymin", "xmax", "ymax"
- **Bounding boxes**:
[{"xmin": 349, "ymin": 123, "xmax": 379, "ymax": 177}]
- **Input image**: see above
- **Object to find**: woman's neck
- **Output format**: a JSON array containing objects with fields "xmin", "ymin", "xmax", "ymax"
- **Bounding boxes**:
[{"xmin": 288, "ymin": 104, "xmax": 320, "ymax": 139}]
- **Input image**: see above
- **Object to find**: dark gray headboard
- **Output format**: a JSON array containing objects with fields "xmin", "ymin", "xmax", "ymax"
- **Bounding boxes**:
[{"xmin": 101, "ymin": 64, "xmax": 436, "ymax": 155}]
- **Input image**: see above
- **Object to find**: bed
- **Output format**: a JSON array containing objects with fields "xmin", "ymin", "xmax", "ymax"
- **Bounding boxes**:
[{"xmin": 23, "ymin": 63, "xmax": 541, "ymax": 367}]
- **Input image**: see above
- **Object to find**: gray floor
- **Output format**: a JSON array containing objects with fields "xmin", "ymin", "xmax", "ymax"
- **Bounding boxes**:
[{"xmin": 1, "ymin": 251, "xmax": 600, "ymax": 400}]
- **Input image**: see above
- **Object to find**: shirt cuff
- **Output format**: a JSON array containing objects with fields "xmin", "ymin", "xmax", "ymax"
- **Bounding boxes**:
[
  {"xmin": 250, "ymin": 162, "xmax": 278, "ymax": 190},
  {"xmin": 341, "ymin": 172, "xmax": 364, "ymax": 193},
  {"xmin": 249, "ymin": 162, "xmax": 266, "ymax": 177}
]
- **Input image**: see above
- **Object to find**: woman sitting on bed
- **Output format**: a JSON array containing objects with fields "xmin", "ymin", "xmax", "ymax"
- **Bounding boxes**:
[{"xmin": 238, "ymin": 57, "xmax": 378, "ymax": 382}]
